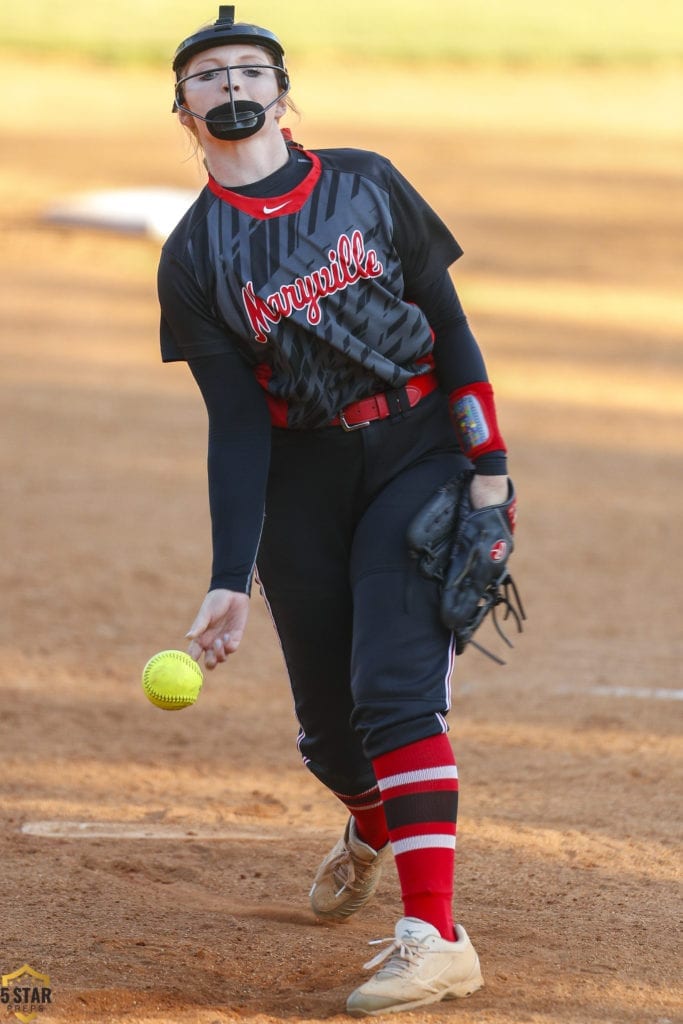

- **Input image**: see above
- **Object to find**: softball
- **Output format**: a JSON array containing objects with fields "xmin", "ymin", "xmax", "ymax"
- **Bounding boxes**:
[{"xmin": 141, "ymin": 650, "xmax": 203, "ymax": 710}]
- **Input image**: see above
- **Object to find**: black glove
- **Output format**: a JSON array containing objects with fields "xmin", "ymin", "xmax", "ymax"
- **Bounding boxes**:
[{"xmin": 407, "ymin": 472, "xmax": 525, "ymax": 661}]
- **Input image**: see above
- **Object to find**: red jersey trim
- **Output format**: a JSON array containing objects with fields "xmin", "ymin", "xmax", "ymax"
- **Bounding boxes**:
[
  {"xmin": 253, "ymin": 361, "xmax": 289, "ymax": 426},
  {"xmin": 207, "ymin": 151, "xmax": 323, "ymax": 220}
]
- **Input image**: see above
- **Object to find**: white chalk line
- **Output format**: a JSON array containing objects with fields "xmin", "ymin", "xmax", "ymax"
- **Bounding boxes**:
[
  {"xmin": 585, "ymin": 685, "xmax": 683, "ymax": 702},
  {"xmin": 20, "ymin": 821, "xmax": 335, "ymax": 841}
]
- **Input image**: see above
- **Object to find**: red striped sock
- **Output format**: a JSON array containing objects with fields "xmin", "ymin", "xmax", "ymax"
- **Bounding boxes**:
[
  {"xmin": 372, "ymin": 734, "xmax": 458, "ymax": 940},
  {"xmin": 332, "ymin": 784, "xmax": 389, "ymax": 851}
]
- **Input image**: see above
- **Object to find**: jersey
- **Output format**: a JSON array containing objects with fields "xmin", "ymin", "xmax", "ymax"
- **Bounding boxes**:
[{"xmin": 158, "ymin": 147, "xmax": 463, "ymax": 429}]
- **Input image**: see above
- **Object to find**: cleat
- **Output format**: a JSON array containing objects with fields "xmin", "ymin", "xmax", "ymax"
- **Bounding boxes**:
[
  {"xmin": 346, "ymin": 916, "xmax": 484, "ymax": 1015},
  {"xmin": 310, "ymin": 817, "xmax": 390, "ymax": 922}
]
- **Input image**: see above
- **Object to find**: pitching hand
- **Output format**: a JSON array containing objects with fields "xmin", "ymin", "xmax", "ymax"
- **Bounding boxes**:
[{"xmin": 186, "ymin": 589, "xmax": 250, "ymax": 670}]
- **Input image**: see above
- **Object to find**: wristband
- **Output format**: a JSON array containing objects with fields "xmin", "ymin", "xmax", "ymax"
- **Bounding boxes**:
[{"xmin": 449, "ymin": 381, "xmax": 507, "ymax": 460}]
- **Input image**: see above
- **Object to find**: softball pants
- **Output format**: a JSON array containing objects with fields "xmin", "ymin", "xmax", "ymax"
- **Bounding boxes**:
[{"xmin": 256, "ymin": 390, "xmax": 469, "ymax": 796}]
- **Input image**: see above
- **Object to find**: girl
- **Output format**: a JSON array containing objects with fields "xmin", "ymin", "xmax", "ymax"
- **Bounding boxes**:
[{"xmin": 159, "ymin": 5, "xmax": 512, "ymax": 1014}]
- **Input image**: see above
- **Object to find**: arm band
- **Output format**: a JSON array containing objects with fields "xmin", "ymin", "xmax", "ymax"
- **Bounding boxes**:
[{"xmin": 449, "ymin": 381, "xmax": 507, "ymax": 460}]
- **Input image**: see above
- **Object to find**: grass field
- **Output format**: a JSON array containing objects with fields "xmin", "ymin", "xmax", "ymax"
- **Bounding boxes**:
[{"xmin": 1, "ymin": 0, "xmax": 682, "ymax": 66}]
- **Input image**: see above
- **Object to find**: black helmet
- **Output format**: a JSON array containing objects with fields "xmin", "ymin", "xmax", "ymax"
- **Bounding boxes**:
[
  {"xmin": 172, "ymin": 5, "xmax": 286, "ymax": 74},
  {"xmin": 171, "ymin": 6, "xmax": 290, "ymax": 139}
]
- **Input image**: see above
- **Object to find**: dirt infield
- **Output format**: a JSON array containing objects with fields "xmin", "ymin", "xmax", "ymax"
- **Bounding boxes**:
[{"xmin": 1, "ymin": 57, "xmax": 681, "ymax": 1024}]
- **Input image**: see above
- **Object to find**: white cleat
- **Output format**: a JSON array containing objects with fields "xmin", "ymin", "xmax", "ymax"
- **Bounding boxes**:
[{"xmin": 346, "ymin": 916, "xmax": 484, "ymax": 1016}]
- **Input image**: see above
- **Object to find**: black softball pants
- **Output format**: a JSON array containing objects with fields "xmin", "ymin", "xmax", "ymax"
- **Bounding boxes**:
[{"xmin": 256, "ymin": 390, "xmax": 470, "ymax": 796}]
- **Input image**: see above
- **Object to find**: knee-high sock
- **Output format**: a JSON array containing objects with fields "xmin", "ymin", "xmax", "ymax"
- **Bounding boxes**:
[
  {"xmin": 331, "ymin": 784, "xmax": 389, "ymax": 850},
  {"xmin": 372, "ymin": 733, "xmax": 458, "ymax": 940}
]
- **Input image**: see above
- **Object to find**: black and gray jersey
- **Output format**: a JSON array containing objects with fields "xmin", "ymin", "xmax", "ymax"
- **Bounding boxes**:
[{"xmin": 159, "ymin": 147, "xmax": 462, "ymax": 429}]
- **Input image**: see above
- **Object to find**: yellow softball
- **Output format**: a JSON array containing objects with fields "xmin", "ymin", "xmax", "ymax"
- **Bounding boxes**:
[{"xmin": 141, "ymin": 650, "xmax": 203, "ymax": 710}]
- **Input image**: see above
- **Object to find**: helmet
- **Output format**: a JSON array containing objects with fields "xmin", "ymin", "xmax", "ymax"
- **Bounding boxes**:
[
  {"xmin": 171, "ymin": 6, "xmax": 290, "ymax": 141},
  {"xmin": 172, "ymin": 5, "xmax": 286, "ymax": 75}
]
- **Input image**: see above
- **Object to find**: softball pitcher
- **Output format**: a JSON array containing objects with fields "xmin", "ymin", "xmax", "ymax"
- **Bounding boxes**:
[{"xmin": 158, "ymin": 6, "xmax": 516, "ymax": 1014}]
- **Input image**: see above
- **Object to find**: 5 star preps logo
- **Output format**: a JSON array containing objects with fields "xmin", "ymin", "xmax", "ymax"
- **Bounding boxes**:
[{"xmin": 1, "ymin": 965, "xmax": 53, "ymax": 1023}]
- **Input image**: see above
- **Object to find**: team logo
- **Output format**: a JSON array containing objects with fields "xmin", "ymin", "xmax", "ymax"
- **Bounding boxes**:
[
  {"xmin": 242, "ymin": 229, "xmax": 384, "ymax": 342},
  {"xmin": 262, "ymin": 200, "xmax": 291, "ymax": 215},
  {"xmin": 1, "ymin": 965, "xmax": 53, "ymax": 1022},
  {"xmin": 490, "ymin": 539, "xmax": 508, "ymax": 562}
]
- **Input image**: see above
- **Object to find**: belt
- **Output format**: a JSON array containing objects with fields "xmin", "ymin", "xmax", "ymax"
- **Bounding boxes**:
[{"xmin": 330, "ymin": 372, "xmax": 439, "ymax": 431}]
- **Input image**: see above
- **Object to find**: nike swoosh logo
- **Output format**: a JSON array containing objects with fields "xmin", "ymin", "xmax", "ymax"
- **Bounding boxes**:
[{"xmin": 263, "ymin": 201, "xmax": 291, "ymax": 214}]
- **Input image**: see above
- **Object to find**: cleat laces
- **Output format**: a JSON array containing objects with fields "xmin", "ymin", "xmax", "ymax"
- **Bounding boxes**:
[
  {"xmin": 326, "ymin": 848, "xmax": 358, "ymax": 898},
  {"xmin": 363, "ymin": 936, "xmax": 430, "ymax": 980}
]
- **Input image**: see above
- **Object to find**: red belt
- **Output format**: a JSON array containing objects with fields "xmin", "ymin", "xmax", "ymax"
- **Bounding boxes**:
[{"xmin": 330, "ymin": 372, "xmax": 439, "ymax": 431}]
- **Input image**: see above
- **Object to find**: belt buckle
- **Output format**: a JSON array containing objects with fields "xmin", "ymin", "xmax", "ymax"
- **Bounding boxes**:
[{"xmin": 339, "ymin": 409, "xmax": 371, "ymax": 431}]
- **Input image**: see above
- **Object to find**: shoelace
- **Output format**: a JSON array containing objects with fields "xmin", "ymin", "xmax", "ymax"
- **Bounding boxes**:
[
  {"xmin": 326, "ymin": 848, "xmax": 358, "ymax": 898},
  {"xmin": 363, "ymin": 936, "xmax": 426, "ymax": 976},
  {"xmin": 327, "ymin": 838, "xmax": 381, "ymax": 897}
]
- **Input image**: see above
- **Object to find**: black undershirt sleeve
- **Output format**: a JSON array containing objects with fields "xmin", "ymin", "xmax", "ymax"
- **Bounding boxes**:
[
  {"xmin": 404, "ymin": 271, "xmax": 508, "ymax": 476},
  {"xmin": 158, "ymin": 249, "xmax": 273, "ymax": 590},
  {"xmin": 187, "ymin": 352, "xmax": 272, "ymax": 593},
  {"xmin": 405, "ymin": 271, "xmax": 488, "ymax": 388},
  {"xmin": 389, "ymin": 167, "xmax": 507, "ymax": 475}
]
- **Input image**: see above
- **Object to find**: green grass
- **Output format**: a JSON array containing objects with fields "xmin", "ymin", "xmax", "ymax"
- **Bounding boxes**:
[{"xmin": 1, "ymin": 0, "xmax": 681, "ymax": 67}]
